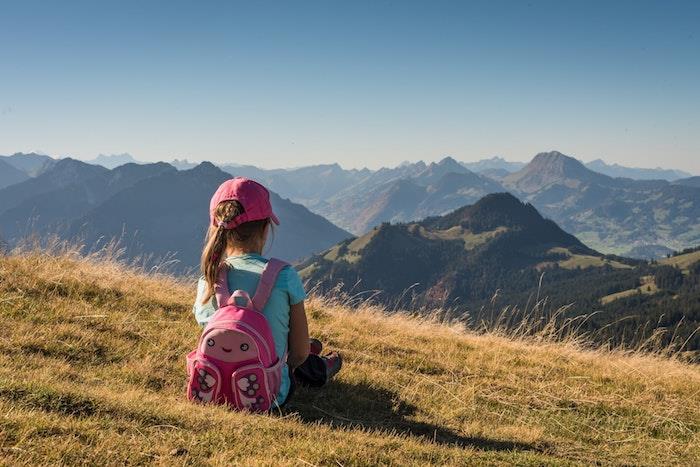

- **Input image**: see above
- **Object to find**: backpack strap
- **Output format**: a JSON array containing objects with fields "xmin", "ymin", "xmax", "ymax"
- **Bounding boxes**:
[
  {"xmin": 214, "ymin": 265, "xmax": 232, "ymax": 308},
  {"xmin": 252, "ymin": 258, "xmax": 289, "ymax": 312}
]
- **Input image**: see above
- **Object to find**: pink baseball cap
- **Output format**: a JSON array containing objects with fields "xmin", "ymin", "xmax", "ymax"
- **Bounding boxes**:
[{"xmin": 209, "ymin": 177, "xmax": 280, "ymax": 229}]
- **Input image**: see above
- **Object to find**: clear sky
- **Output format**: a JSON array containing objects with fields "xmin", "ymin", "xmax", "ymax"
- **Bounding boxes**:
[{"xmin": 0, "ymin": 0, "xmax": 698, "ymax": 172}]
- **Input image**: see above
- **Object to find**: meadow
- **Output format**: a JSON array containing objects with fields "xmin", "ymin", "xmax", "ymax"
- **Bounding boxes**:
[{"xmin": 0, "ymin": 247, "xmax": 698, "ymax": 465}]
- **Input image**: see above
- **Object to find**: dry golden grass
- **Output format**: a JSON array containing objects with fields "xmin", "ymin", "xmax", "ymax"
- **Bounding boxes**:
[{"xmin": 1, "ymin": 247, "xmax": 699, "ymax": 466}]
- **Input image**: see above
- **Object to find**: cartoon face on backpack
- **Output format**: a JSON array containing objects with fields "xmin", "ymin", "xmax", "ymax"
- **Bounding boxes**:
[
  {"xmin": 200, "ymin": 328, "xmax": 257, "ymax": 363},
  {"xmin": 186, "ymin": 258, "xmax": 290, "ymax": 412}
]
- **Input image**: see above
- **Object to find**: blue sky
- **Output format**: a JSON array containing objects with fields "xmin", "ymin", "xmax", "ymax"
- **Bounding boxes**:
[{"xmin": 0, "ymin": 0, "xmax": 698, "ymax": 172}]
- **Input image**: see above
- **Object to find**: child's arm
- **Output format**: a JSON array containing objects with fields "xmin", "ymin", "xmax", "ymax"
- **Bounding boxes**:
[
  {"xmin": 193, "ymin": 277, "xmax": 217, "ymax": 326},
  {"xmin": 287, "ymin": 301, "xmax": 310, "ymax": 369}
]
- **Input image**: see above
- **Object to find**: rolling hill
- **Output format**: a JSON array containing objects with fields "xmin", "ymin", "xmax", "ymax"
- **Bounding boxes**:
[
  {"xmin": 0, "ymin": 249, "xmax": 698, "ymax": 465},
  {"xmin": 300, "ymin": 193, "xmax": 603, "ymax": 306},
  {"xmin": 674, "ymin": 176, "xmax": 700, "ymax": 188},
  {"xmin": 300, "ymin": 193, "xmax": 700, "ymax": 356}
]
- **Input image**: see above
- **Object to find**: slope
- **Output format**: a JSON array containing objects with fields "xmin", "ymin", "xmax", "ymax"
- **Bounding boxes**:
[
  {"xmin": 673, "ymin": 176, "xmax": 700, "ymax": 188},
  {"xmin": 300, "ymin": 193, "xmax": 700, "ymax": 354},
  {"xmin": 221, "ymin": 163, "xmax": 371, "ymax": 207},
  {"xmin": 0, "ymin": 152, "xmax": 55, "ymax": 176},
  {"xmin": 69, "ymin": 162, "xmax": 351, "ymax": 269},
  {"xmin": 0, "ymin": 162, "xmax": 176, "ymax": 242},
  {"xmin": 316, "ymin": 158, "xmax": 504, "ymax": 234},
  {"xmin": 503, "ymin": 151, "xmax": 700, "ymax": 254},
  {"xmin": 0, "ymin": 158, "xmax": 107, "ymax": 214},
  {"xmin": 0, "ymin": 250, "xmax": 698, "ymax": 465},
  {"xmin": 0, "ymin": 159, "xmax": 29, "ymax": 189},
  {"xmin": 301, "ymin": 192, "xmax": 601, "ymax": 306},
  {"xmin": 584, "ymin": 159, "xmax": 692, "ymax": 181}
]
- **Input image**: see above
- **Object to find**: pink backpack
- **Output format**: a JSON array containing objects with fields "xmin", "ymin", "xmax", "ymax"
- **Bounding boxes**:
[{"xmin": 186, "ymin": 258, "xmax": 288, "ymax": 411}]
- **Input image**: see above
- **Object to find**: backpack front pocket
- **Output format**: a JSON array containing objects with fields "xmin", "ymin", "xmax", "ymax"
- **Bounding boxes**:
[
  {"xmin": 231, "ymin": 364, "xmax": 272, "ymax": 411},
  {"xmin": 187, "ymin": 356, "xmax": 222, "ymax": 404}
]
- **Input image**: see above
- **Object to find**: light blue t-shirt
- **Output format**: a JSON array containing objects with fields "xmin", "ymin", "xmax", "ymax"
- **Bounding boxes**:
[{"xmin": 192, "ymin": 253, "xmax": 307, "ymax": 405}]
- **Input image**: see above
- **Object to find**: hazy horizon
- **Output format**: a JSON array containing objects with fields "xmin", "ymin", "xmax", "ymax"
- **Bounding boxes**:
[
  {"xmin": 1, "ymin": 1, "xmax": 698, "ymax": 173},
  {"xmin": 6, "ymin": 149, "xmax": 698, "ymax": 175}
]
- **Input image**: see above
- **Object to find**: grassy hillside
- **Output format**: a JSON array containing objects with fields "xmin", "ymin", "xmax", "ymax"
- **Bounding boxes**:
[
  {"xmin": 660, "ymin": 249, "xmax": 700, "ymax": 272},
  {"xmin": 1, "ymin": 250, "xmax": 699, "ymax": 465}
]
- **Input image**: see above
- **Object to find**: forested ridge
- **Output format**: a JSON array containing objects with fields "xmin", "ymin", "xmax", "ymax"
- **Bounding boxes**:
[{"xmin": 300, "ymin": 194, "xmax": 700, "ymax": 358}]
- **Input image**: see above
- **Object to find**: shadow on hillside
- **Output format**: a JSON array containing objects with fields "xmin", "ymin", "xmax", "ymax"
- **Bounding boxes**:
[{"xmin": 282, "ymin": 379, "xmax": 545, "ymax": 453}]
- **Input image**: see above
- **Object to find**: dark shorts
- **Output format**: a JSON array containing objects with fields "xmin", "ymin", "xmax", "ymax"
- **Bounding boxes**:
[{"xmin": 283, "ymin": 354, "xmax": 328, "ymax": 405}]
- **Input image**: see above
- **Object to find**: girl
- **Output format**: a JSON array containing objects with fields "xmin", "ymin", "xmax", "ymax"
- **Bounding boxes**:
[{"xmin": 193, "ymin": 177, "xmax": 342, "ymax": 406}]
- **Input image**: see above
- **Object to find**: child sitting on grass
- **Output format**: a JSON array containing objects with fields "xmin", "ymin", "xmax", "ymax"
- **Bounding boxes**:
[{"xmin": 192, "ymin": 177, "xmax": 342, "ymax": 407}]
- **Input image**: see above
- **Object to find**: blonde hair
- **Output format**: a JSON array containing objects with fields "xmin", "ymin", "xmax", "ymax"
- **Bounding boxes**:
[{"xmin": 200, "ymin": 200, "xmax": 270, "ymax": 303}]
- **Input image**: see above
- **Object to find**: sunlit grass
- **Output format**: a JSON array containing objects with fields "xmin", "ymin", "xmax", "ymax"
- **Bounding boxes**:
[{"xmin": 0, "ymin": 244, "xmax": 698, "ymax": 465}]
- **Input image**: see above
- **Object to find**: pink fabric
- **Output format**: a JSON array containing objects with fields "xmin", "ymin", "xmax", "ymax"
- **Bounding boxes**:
[
  {"xmin": 189, "ymin": 258, "xmax": 290, "ymax": 411},
  {"xmin": 209, "ymin": 177, "xmax": 280, "ymax": 230},
  {"xmin": 252, "ymin": 258, "xmax": 288, "ymax": 312},
  {"xmin": 215, "ymin": 258, "xmax": 289, "ymax": 312}
]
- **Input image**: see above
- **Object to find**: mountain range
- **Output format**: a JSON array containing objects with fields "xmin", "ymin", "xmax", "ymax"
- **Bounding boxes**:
[
  {"xmin": 77, "ymin": 153, "xmax": 693, "ymax": 182},
  {"xmin": 2, "ymin": 151, "xmax": 698, "ymax": 257},
  {"xmin": 307, "ymin": 157, "xmax": 504, "ymax": 233},
  {"xmin": 502, "ymin": 152, "xmax": 700, "ymax": 255},
  {"xmin": 0, "ymin": 152, "xmax": 55, "ymax": 176},
  {"xmin": 0, "ymin": 158, "xmax": 350, "ymax": 270},
  {"xmin": 584, "ymin": 159, "xmax": 692, "ymax": 181},
  {"xmin": 2, "ymin": 151, "xmax": 698, "ymax": 352},
  {"xmin": 299, "ymin": 193, "xmax": 700, "ymax": 355}
]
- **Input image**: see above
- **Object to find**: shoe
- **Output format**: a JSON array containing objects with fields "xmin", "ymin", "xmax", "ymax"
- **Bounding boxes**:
[
  {"xmin": 309, "ymin": 338, "xmax": 323, "ymax": 356},
  {"xmin": 323, "ymin": 351, "xmax": 343, "ymax": 381}
]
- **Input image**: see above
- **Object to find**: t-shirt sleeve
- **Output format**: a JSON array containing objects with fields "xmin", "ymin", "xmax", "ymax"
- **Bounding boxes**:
[
  {"xmin": 285, "ymin": 266, "xmax": 307, "ymax": 305},
  {"xmin": 193, "ymin": 277, "xmax": 218, "ymax": 326}
]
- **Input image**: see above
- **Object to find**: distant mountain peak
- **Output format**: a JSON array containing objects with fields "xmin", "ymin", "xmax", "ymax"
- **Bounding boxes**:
[
  {"xmin": 189, "ymin": 161, "xmax": 226, "ymax": 177},
  {"xmin": 418, "ymin": 157, "xmax": 470, "ymax": 183},
  {"xmin": 299, "ymin": 191, "xmax": 596, "ymax": 309},
  {"xmin": 472, "ymin": 191, "xmax": 522, "ymax": 208},
  {"xmin": 531, "ymin": 150, "xmax": 580, "ymax": 165},
  {"xmin": 430, "ymin": 156, "xmax": 466, "ymax": 172},
  {"xmin": 436, "ymin": 155, "xmax": 459, "ymax": 165},
  {"xmin": 504, "ymin": 151, "xmax": 610, "ymax": 193},
  {"xmin": 87, "ymin": 153, "xmax": 140, "ymax": 169},
  {"xmin": 53, "ymin": 157, "xmax": 100, "ymax": 170},
  {"xmin": 460, "ymin": 156, "xmax": 526, "ymax": 174},
  {"xmin": 427, "ymin": 192, "xmax": 550, "ymax": 233}
]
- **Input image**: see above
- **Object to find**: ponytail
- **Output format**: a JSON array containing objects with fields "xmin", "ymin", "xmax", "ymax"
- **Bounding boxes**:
[
  {"xmin": 200, "ymin": 223, "xmax": 228, "ymax": 304},
  {"xmin": 200, "ymin": 200, "xmax": 270, "ymax": 304}
]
